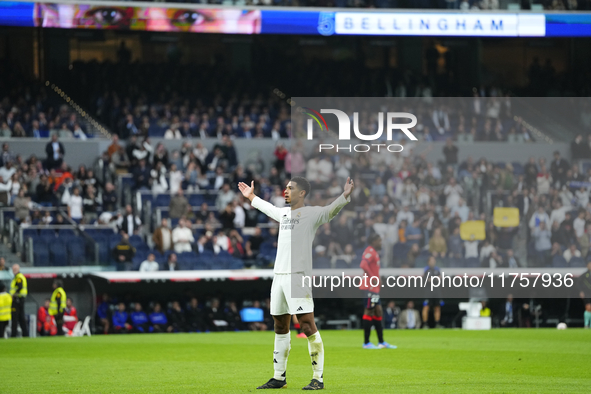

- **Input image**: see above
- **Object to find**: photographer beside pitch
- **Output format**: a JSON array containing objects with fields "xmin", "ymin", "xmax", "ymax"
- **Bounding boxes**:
[{"xmin": 238, "ymin": 176, "xmax": 354, "ymax": 391}]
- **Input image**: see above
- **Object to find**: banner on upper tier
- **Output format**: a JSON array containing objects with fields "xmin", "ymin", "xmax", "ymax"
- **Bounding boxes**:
[{"xmin": 1, "ymin": 2, "xmax": 591, "ymax": 37}]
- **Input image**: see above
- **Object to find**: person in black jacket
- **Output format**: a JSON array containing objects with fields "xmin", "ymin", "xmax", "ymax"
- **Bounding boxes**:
[
  {"xmin": 45, "ymin": 134, "xmax": 65, "ymax": 170},
  {"xmin": 168, "ymin": 301, "xmax": 187, "ymax": 332},
  {"xmin": 186, "ymin": 297, "xmax": 207, "ymax": 332},
  {"xmin": 102, "ymin": 182, "xmax": 118, "ymax": 212},
  {"xmin": 111, "ymin": 233, "xmax": 136, "ymax": 271}
]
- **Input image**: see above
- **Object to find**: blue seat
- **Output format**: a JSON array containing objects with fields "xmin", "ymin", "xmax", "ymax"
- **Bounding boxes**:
[
  {"xmin": 226, "ymin": 259, "xmax": 244, "ymax": 270},
  {"xmin": 194, "ymin": 256, "xmax": 211, "ymax": 270},
  {"xmin": 512, "ymin": 162, "xmax": 524, "ymax": 175},
  {"xmin": 569, "ymin": 257, "xmax": 586, "ymax": 267},
  {"xmin": 49, "ymin": 240, "xmax": 68, "ymax": 266},
  {"xmin": 132, "ymin": 251, "xmax": 149, "ymax": 270},
  {"xmin": 109, "ymin": 233, "xmax": 122, "ymax": 250},
  {"xmin": 335, "ymin": 259, "xmax": 349, "ymax": 269},
  {"xmin": 67, "ymin": 237, "xmax": 86, "ymax": 266},
  {"xmin": 93, "ymin": 235, "xmax": 110, "ymax": 264},
  {"xmin": 313, "ymin": 256, "xmax": 331, "ymax": 269},
  {"xmin": 552, "ymin": 255, "xmax": 567, "ymax": 268},
  {"xmin": 188, "ymin": 194, "xmax": 205, "ymax": 207},
  {"xmin": 465, "ymin": 257, "xmax": 480, "ymax": 268},
  {"xmin": 23, "ymin": 228, "xmax": 39, "ymax": 240},
  {"xmin": 129, "ymin": 234, "xmax": 143, "ymax": 246},
  {"xmin": 449, "ymin": 258, "xmax": 464, "ymax": 268},
  {"xmin": 155, "ymin": 194, "xmax": 171, "ymax": 207},
  {"xmin": 58, "ymin": 229, "xmax": 76, "ymax": 238},
  {"xmin": 33, "ymin": 240, "xmax": 50, "ymax": 267}
]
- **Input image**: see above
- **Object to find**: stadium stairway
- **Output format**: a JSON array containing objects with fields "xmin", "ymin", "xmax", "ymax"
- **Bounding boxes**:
[{"xmin": 0, "ymin": 239, "xmax": 24, "ymax": 266}]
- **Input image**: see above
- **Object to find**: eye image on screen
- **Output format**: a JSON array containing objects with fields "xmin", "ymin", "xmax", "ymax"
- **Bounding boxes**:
[
  {"xmin": 144, "ymin": 8, "xmax": 261, "ymax": 34},
  {"xmin": 36, "ymin": 4, "xmax": 135, "ymax": 30}
]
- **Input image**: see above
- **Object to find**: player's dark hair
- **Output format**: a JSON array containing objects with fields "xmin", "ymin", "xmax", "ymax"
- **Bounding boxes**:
[
  {"xmin": 368, "ymin": 233, "xmax": 381, "ymax": 246},
  {"xmin": 0, "ymin": 283, "xmax": 5, "ymax": 292},
  {"xmin": 54, "ymin": 279, "xmax": 63, "ymax": 288},
  {"xmin": 291, "ymin": 176, "xmax": 311, "ymax": 199}
]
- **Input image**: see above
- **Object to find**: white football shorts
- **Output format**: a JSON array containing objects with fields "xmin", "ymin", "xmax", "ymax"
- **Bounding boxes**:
[{"xmin": 270, "ymin": 273, "xmax": 314, "ymax": 316}]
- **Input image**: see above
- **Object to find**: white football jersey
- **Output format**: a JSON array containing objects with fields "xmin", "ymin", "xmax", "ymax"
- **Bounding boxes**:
[{"xmin": 251, "ymin": 194, "xmax": 350, "ymax": 275}]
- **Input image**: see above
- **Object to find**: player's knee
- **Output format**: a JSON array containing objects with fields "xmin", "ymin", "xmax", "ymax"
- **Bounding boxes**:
[
  {"xmin": 300, "ymin": 321, "xmax": 316, "ymax": 336},
  {"xmin": 274, "ymin": 321, "xmax": 289, "ymax": 334}
]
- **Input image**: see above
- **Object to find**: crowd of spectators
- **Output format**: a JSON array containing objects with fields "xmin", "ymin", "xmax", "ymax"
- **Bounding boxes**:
[
  {"xmin": 3, "ymin": 123, "xmax": 591, "ymax": 269},
  {"xmin": 95, "ymin": 293, "xmax": 273, "ymax": 334}
]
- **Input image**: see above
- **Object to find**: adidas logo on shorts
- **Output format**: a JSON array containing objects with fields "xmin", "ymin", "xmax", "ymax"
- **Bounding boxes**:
[{"xmin": 297, "ymin": 306, "xmax": 303, "ymax": 312}]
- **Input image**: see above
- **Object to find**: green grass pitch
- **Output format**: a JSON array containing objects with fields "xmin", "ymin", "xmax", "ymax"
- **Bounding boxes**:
[{"xmin": 2, "ymin": 329, "xmax": 590, "ymax": 393}]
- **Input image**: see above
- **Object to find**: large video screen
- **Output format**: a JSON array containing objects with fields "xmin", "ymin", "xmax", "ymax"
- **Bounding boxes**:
[{"xmin": 1, "ymin": 1, "xmax": 591, "ymax": 37}]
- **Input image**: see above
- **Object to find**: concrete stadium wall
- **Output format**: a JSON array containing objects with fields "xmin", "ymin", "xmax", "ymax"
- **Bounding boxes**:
[{"xmin": 0, "ymin": 138, "xmax": 571, "ymax": 175}]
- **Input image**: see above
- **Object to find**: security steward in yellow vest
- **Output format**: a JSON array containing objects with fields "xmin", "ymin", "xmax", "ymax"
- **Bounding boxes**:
[
  {"xmin": 49, "ymin": 279, "xmax": 67, "ymax": 335},
  {"xmin": 0, "ymin": 283, "xmax": 12, "ymax": 338},
  {"xmin": 9, "ymin": 264, "xmax": 28, "ymax": 337}
]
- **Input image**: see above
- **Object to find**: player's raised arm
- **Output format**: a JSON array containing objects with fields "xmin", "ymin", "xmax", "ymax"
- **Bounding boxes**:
[
  {"xmin": 316, "ymin": 177, "xmax": 354, "ymax": 226},
  {"xmin": 238, "ymin": 180, "xmax": 283, "ymax": 222}
]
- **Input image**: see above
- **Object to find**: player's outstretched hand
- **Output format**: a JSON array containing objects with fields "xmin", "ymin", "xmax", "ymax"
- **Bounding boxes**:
[
  {"xmin": 343, "ymin": 177, "xmax": 354, "ymax": 198},
  {"xmin": 238, "ymin": 180, "xmax": 255, "ymax": 200}
]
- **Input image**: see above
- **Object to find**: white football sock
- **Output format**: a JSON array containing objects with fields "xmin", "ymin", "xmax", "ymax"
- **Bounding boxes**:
[
  {"xmin": 307, "ymin": 332, "xmax": 324, "ymax": 382},
  {"xmin": 273, "ymin": 332, "xmax": 291, "ymax": 381}
]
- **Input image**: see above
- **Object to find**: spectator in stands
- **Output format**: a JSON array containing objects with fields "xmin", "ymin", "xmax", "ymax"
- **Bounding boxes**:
[
  {"xmin": 45, "ymin": 134, "xmax": 65, "ymax": 170},
  {"xmin": 444, "ymin": 177, "xmax": 463, "ymax": 208},
  {"xmin": 505, "ymin": 249, "xmax": 520, "ymax": 268},
  {"xmin": 99, "ymin": 182, "xmax": 116, "ymax": 212},
  {"xmin": 573, "ymin": 210, "xmax": 588, "ymax": 256},
  {"xmin": 537, "ymin": 165, "xmax": 552, "ymax": 195},
  {"xmin": 35, "ymin": 174, "xmax": 54, "ymax": 206},
  {"xmin": 152, "ymin": 218, "xmax": 172, "ymax": 254},
  {"xmin": 112, "ymin": 147, "xmax": 130, "ymax": 174},
  {"xmin": 447, "ymin": 227, "xmax": 463, "ymax": 259},
  {"xmin": 112, "ymin": 302, "xmax": 131, "ymax": 334},
  {"xmin": 172, "ymin": 218, "xmax": 194, "ymax": 253},
  {"xmin": 550, "ymin": 151, "xmax": 570, "ymax": 189},
  {"xmin": 117, "ymin": 205, "xmax": 141, "ymax": 235},
  {"xmin": 398, "ymin": 301, "xmax": 421, "ymax": 329},
  {"xmin": 106, "ymin": 135, "xmax": 121, "ymax": 159},
  {"xmin": 245, "ymin": 227, "xmax": 264, "ymax": 262},
  {"xmin": 0, "ymin": 174, "xmax": 12, "ymax": 206},
  {"xmin": 533, "ymin": 221, "xmax": 552, "ymax": 266},
  {"xmin": 219, "ymin": 203, "xmax": 236, "ymax": 231},
  {"xmin": 215, "ymin": 183, "xmax": 236, "ymax": 211},
  {"xmin": 169, "ymin": 189, "xmax": 189, "ymax": 220},
  {"xmin": 149, "ymin": 303, "xmax": 170, "ymax": 333},
  {"xmin": 563, "ymin": 243, "xmax": 582, "ymax": 263},
  {"xmin": 529, "ymin": 206, "xmax": 550, "ymax": 230},
  {"xmin": 428, "ymin": 228, "xmax": 447, "ymax": 258},
  {"xmin": 130, "ymin": 303, "xmax": 151, "ymax": 333},
  {"xmin": 451, "ymin": 199, "xmax": 469, "ymax": 222},
  {"xmin": 442, "ymin": 138, "xmax": 458, "ymax": 167},
  {"xmin": 64, "ymin": 298, "xmax": 78, "ymax": 334},
  {"xmin": 133, "ymin": 159, "xmax": 151, "ymax": 190},
  {"xmin": 169, "ymin": 301, "xmax": 187, "ymax": 332},
  {"xmin": 112, "ymin": 233, "xmax": 136, "ymax": 271},
  {"xmin": 13, "ymin": 189, "xmax": 30, "ymax": 222},
  {"xmin": 67, "ymin": 187, "xmax": 83, "ymax": 222},
  {"xmin": 405, "ymin": 219, "xmax": 423, "ymax": 246},
  {"xmin": 139, "ymin": 253, "xmax": 159, "ymax": 272},
  {"xmin": 164, "ymin": 253, "xmax": 179, "ymax": 271}
]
